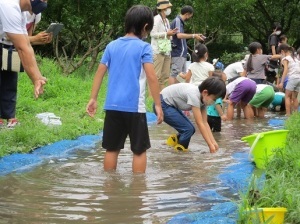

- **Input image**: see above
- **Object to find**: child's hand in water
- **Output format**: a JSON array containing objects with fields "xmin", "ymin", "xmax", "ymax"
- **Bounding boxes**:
[{"xmin": 209, "ymin": 142, "xmax": 219, "ymax": 153}]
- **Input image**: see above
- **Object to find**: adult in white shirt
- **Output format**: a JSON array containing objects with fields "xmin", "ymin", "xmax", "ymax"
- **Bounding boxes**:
[
  {"xmin": 0, "ymin": 0, "xmax": 47, "ymax": 127},
  {"xmin": 150, "ymin": 0, "xmax": 177, "ymax": 91}
]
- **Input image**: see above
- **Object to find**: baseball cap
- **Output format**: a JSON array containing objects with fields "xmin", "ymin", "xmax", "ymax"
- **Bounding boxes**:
[{"xmin": 31, "ymin": 0, "xmax": 47, "ymax": 14}]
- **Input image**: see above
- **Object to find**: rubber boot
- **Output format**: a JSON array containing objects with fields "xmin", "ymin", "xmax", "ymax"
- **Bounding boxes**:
[
  {"xmin": 166, "ymin": 134, "xmax": 178, "ymax": 147},
  {"xmin": 174, "ymin": 143, "xmax": 189, "ymax": 152}
]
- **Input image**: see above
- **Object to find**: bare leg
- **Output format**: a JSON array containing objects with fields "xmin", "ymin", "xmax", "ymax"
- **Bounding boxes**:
[
  {"xmin": 251, "ymin": 105, "xmax": 257, "ymax": 117},
  {"xmin": 257, "ymin": 107, "xmax": 267, "ymax": 118},
  {"xmin": 292, "ymin": 91, "xmax": 299, "ymax": 113},
  {"xmin": 285, "ymin": 90, "xmax": 292, "ymax": 116},
  {"xmin": 168, "ymin": 76, "xmax": 178, "ymax": 85},
  {"xmin": 226, "ymin": 101, "xmax": 236, "ymax": 120},
  {"xmin": 104, "ymin": 150, "xmax": 120, "ymax": 171},
  {"xmin": 236, "ymin": 102, "xmax": 242, "ymax": 117},
  {"xmin": 241, "ymin": 102, "xmax": 254, "ymax": 119},
  {"xmin": 132, "ymin": 151, "xmax": 147, "ymax": 173}
]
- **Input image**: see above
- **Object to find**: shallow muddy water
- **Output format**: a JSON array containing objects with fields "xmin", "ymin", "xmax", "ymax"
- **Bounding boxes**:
[{"xmin": 0, "ymin": 112, "xmax": 285, "ymax": 224}]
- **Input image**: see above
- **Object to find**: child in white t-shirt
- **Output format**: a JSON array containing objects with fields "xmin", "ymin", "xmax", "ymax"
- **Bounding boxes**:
[
  {"xmin": 278, "ymin": 43, "xmax": 300, "ymax": 116},
  {"xmin": 179, "ymin": 43, "xmax": 214, "ymax": 86}
]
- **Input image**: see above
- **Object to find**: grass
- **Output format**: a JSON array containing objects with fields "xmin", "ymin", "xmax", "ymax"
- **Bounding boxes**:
[
  {"xmin": 0, "ymin": 57, "xmax": 155, "ymax": 157},
  {"xmin": 237, "ymin": 113, "xmax": 300, "ymax": 223},
  {"xmin": 0, "ymin": 58, "xmax": 104, "ymax": 156}
]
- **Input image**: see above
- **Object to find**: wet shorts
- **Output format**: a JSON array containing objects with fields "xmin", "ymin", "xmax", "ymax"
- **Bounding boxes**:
[
  {"xmin": 249, "ymin": 86, "xmax": 275, "ymax": 108},
  {"xmin": 102, "ymin": 110, "xmax": 150, "ymax": 155},
  {"xmin": 229, "ymin": 79, "xmax": 256, "ymax": 104}
]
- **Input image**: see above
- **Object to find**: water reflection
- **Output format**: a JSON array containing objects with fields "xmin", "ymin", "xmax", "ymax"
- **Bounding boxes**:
[{"xmin": 0, "ymin": 112, "xmax": 284, "ymax": 223}]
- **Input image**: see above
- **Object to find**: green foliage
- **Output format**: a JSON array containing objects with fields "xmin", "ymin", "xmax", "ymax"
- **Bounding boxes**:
[
  {"xmin": 220, "ymin": 50, "xmax": 248, "ymax": 66},
  {"xmin": 208, "ymin": 41, "xmax": 246, "ymax": 65},
  {"xmin": 35, "ymin": 0, "xmax": 300, "ymax": 74},
  {"xmin": 0, "ymin": 58, "xmax": 104, "ymax": 157},
  {"xmin": 238, "ymin": 113, "xmax": 300, "ymax": 223}
]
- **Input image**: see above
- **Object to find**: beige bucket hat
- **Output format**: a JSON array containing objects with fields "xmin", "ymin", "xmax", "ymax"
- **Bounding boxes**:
[{"xmin": 156, "ymin": 0, "xmax": 172, "ymax": 10}]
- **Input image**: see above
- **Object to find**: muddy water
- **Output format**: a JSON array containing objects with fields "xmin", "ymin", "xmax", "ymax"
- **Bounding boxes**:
[{"xmin": 0, "ymin": 113, "xmax": 284, "ymax": 224}]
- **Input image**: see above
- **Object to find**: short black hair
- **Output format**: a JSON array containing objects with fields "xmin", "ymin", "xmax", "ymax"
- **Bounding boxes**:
[
  {"xmin": 199, "ymin": 76, "xmax": 226, "ymax": 99},
  {"xmin": 125, "ymin": 5, "xmax": 154, "ymax": 38},
  {"xmin": 181, "ymin": 5, "xmax": 193, "ymax": 15}
]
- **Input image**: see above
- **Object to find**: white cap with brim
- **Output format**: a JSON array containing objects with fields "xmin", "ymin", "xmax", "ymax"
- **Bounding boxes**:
[{"xmin": 212, "ymin": 58, "xmax": 219, "ymax": 66}]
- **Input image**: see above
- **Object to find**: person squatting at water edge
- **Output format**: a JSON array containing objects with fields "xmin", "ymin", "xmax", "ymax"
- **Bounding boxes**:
[
  {"xmin": 153, "ymin": 76, "xmax": 226, "ymax": 153},
  {"xmin": 249, "ymin": 84, "xmax": 275, "ymax": 118},
  {"xmin": 224, "ymin": 77, "xmax": 256, "ymax": 120},
  {"xmin": 0, "ymin": 0, "xmax": 47, "ymax": 129},
  {"xmin": 150, "ymin": 0, "xmax": 177, "ymax": 92},
  {"xmin": 277, "ymin": 43, "xmax": 300, "ymax": 116},
  {"xmin": 86, "ymin": 5, "xmax": 163, "ymax": 173}
]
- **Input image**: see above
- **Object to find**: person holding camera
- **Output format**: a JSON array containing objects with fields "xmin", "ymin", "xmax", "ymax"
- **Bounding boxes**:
[
  {"xmin": 150, "ymin": 0, "xmax": 177, "ymax": 91},
  {"xmin": 168, "ymin": 5, "xmax": 205, "ymax": 85}
]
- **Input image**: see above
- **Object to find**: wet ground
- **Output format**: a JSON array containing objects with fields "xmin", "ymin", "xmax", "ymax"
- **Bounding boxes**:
[{"xmin": 0, "ymin": 112, "xmax": 285, "ymax": 224}]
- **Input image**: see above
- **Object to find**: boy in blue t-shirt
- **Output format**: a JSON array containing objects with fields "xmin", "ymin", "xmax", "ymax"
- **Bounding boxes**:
[{"xmin": 86, "ymin": 5, "xmax": 163, "ymax": 173}]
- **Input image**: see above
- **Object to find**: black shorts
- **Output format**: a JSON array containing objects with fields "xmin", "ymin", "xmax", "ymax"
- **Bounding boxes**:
[
  {"xmin": 102, "ymin": 110, "xmax": 150, "ymax": 155},
  {"xmin": 207, "ymin": 115, "xmax": 221, "ymax": 132}
]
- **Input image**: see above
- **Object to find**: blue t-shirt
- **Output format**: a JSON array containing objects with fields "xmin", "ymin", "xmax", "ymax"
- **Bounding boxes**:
[
  {"xmin": 101, "ymin": 37, "xmax": 153, "ymax": 113},
  {"xmin": 207, "ymin": 98, "xmax": 223, "ymax": 117},
  {"xmin": 170, "ymin": 15, "xmax": 187, "ymax": 58}
]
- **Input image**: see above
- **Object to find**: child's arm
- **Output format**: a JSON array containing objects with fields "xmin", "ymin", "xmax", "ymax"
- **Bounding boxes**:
[
  {"xmin": 179, "ymin": 69, "xmax": 192, "ymax": 83},
  {"xmin": 278, "ymin": 60, "xmax": 288, "ymax": 90},
  {"xmin": 86, "ymin": 63, "xmax": 107, "ymax": 117},
  {"xmin": 215, "ymin": 104, "xmax": 227, "ymax": 121},
  {"xmin": 144, "ymin": 63, "xmax": 163, "ymax": 124},
  {"xmin": 241, "ymin": 69, "xmax": 247, "ymax": 77},
  {"xmin": 270, "ymin": 54, "xmax": 282, "ymax": 60},
  {"xmin": 192, "ymin": 106, "xmax": 218, "ymax": 153}
]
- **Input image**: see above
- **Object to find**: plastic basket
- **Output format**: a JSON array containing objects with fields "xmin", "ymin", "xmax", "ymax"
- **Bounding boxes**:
[
  {"xmin": 241, "ymin": 130, "xmax": 289, "ymax": 169},
  {"xmin": 250, "ymin": 207, "xmax": 287, "ymax": 224}
]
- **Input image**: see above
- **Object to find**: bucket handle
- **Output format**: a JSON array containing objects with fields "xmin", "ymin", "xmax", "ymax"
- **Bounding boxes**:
[{"xmin": 248, "ymin": 133, "xmax": 262, "ymax": 161}]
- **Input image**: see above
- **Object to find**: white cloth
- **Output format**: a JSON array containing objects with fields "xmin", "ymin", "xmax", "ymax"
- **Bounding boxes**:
[
  {"xmin": 161, "ymin": 83, "xmax": 202, "ymax": 110},
  {"xmin": 256, "ymin": 84, "xmax": 269, "ymax": 93},
  {"xmin": 188, "ymin": 61, "xmax": 215, "ymax": 86},
  {"xmin": 150, "ymin": 14, "xmax": 171, "ymax": 55},
  {"xmin": 0, "ymin": 0, "xmax": 27, "ymax": 45},
  {"xmin": 224, "ymin": 61, "xmax": 244, "ymax": 80}
]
